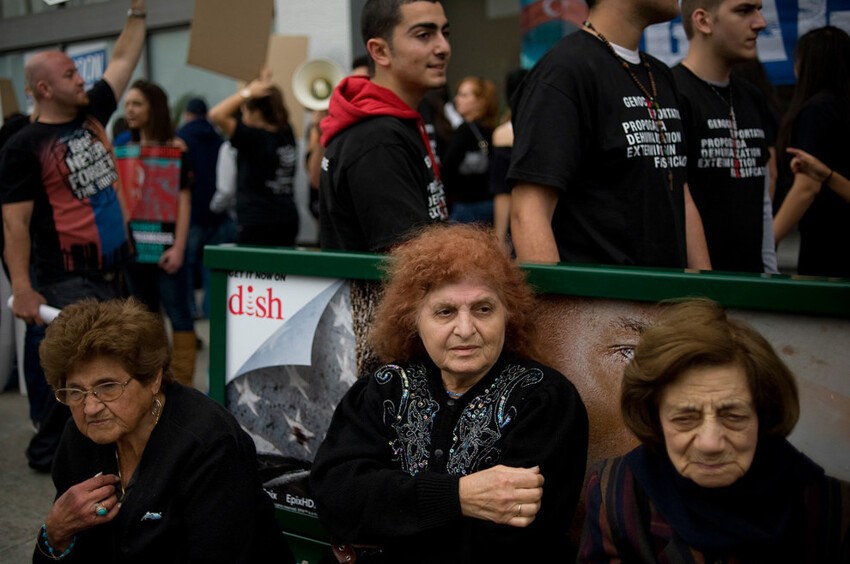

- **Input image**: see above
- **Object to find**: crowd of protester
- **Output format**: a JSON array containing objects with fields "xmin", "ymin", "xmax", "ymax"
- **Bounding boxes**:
[{"xmin": 1, "ymin": 0, "xmax": 848, "ymax": 562}]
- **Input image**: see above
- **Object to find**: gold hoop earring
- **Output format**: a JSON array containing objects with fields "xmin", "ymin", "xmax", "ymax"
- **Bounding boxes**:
[{"xmin": 151, "ymin": 395, "xmax": 163, "ymax": 425}]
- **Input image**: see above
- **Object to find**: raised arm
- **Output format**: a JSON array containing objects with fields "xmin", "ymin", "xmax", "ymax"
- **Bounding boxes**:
[
  {"xmin": 102, "ymin": 0, "xmax": 147, "ymax": 101},
  {"xmin": 209, "ymin": 80, "xmax": 273, "ymax": 138}
]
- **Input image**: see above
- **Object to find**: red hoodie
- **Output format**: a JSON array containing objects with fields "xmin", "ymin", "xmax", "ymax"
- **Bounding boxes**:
[{"xmin": 320, "ymin": 76, "xmax": 441, "ymax": 180}]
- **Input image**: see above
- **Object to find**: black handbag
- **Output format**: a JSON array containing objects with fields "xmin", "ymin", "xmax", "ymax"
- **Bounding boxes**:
[{"xmin": 458, "ymin": 122, "xmax": 490, "ymax": 175}]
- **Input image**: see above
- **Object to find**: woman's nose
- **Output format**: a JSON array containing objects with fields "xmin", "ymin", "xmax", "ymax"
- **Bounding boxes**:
[
  {"xmin": 453, "ymin": 311, "xmax": 476, "ymax": 337},
  {"xmin": 82, "ymin": 392, "xmax": 104, "ymax": 413},
  {"xmin": 693, "ymin": 418, "xmax": 726, "ymax": 453}
]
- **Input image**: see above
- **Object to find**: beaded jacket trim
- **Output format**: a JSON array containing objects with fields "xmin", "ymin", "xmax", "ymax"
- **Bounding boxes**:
[{"xmin": 375, "ymin": 362, "xmax": 545, "ymax": 476}]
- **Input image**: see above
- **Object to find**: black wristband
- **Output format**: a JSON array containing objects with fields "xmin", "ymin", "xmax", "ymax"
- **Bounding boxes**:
[{"xmin": 825, "ymin": 169, "xmax": 834, "ymax": 184}]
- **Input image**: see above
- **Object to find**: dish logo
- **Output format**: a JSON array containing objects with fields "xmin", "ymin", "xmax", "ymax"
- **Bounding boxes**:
[{"xmin": 228, "ymin": 284, "xmax": 285, "ymax": 320}]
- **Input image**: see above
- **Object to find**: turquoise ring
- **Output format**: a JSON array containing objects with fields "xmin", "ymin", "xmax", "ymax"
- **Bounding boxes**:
[{"xmin": 95, "ymin": 503, "xmax": 107, "ymax": 517}]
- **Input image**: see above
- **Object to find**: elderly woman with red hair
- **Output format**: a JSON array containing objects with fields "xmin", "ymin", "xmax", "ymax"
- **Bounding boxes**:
[{"xmin": 310, "ymin": 223, "xmax": 589, "ymax": 563}]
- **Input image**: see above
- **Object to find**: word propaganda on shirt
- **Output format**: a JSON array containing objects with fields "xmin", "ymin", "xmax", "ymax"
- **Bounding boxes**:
[
  {"xmin": 699, "ymin": 123, "xmax": 767, "ymax": 179},
  {"xmin": 621, "ymin": 99, "xmax": 687, "ymax": 169}
]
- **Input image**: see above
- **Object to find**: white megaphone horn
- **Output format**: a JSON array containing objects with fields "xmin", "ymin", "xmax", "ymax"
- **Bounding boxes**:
[{"xmin": 292, "ymin": 58, "xmax": 345, "ymax": 111}]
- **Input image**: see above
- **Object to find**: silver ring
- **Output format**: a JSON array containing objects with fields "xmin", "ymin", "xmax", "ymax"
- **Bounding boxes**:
[
  {"xmin": 515, "ymin": 503, "xmax": 522, "ymax": 517},
  {"xmin": 95, "ymin": 502, "xmax": 107, "ymax": 517}
]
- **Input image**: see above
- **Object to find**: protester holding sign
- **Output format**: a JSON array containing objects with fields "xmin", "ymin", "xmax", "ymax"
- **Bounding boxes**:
[
  {"xmin": 208, "ymin": 75, "xmax": 299, "ymax": 247},
  {"xmin": 118, "ymin": 79, "xmax": 197, "ymax": 386}
]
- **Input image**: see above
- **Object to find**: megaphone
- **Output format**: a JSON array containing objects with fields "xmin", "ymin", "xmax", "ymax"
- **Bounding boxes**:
[{"xmin": 292, "ymin": 58, "xmax": 345, "ymax": 111}]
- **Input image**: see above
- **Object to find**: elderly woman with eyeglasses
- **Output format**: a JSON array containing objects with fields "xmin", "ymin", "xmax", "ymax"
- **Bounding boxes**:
[{"xmin": 33, "ymin": 298, "xmax": 294, "ymax": 563}]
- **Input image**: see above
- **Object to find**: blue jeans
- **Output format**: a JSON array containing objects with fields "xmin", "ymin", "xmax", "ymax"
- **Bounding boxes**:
[
  {"xmin": 127, "ymin": 262, "xmax": 194, "ymax": 332},
  {"xmin": 186, "ymin": 217, "xmax": 237, "ymax": 318},
  {"xmin": 24, "ymin": 324, "xmax": 48, "ymax": 423},
  {"xmin": 449, "ymin": 200, "xmax": 494, "ymax": 224}
]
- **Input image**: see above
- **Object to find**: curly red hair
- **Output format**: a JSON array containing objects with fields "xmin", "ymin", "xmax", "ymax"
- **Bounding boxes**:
[{"xmin": 368, "ymin": 223, "xmax": 546, "ymax": 364}]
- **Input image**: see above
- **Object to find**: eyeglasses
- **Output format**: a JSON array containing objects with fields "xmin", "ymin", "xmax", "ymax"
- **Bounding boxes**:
[{"xmin": 54, "ymin": 378, "xmax": 133, "ymax": 406}]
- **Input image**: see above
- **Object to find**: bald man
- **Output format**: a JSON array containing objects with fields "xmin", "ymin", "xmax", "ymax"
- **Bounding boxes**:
[{"xmin": 0, "ymin": 0, "xmax": 146, "ymax": 471}]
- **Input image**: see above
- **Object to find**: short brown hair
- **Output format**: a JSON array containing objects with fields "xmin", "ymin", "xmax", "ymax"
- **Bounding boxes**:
[
  {"xmin": 621, "ymin": 297, "xmax": 799, "ymax": 452},
  {"xmin": 368, "ymin": 223, "xmax": 546, "ymax": 364},
  {"xmin": 680, "ymin": 0, "xmax": 723, "ymax": 39},
  {"xmin": 39, "ymin": 298, "xmax": 173, "ymax": 390}
]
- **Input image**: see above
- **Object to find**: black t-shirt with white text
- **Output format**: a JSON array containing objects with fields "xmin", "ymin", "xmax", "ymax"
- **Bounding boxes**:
[
  {"xmin": 230, "ymin": 121, "xmax": 299, "ymax": 230},
  {"xmin": 673, "ymin": 65, "xmax": 772, "ymax": 273},
  {"xmin": 508, "ymin": 30, "xmax": 688, "ymax": 268}
]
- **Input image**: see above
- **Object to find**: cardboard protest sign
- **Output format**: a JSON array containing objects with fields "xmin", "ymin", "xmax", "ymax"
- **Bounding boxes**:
[
  {"xmin": 266, "ymin": 35, "xmax": 309, "ymax": 139},
  {"xmin": 187, "ymin": 0, "xmax": 274, "ymax": 81}
]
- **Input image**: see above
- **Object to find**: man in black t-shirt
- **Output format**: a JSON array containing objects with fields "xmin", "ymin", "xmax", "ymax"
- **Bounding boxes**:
[
  {"xmin": 673, "ymin": 0, "xmax": 775, "ymax": 273},
  {"xmin": 318, "ymin": 0, "xmax": 450, "ymax": 252},
  {"xmin": 0, "ymin": 0, "xmax": 147, "ymax": 470},
  {"xmin": 508, "ymin": 0, "xmax": 711, "ymax": 270}
]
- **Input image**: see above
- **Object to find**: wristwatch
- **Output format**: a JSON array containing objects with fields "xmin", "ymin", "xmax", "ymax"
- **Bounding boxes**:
[{"xmin": 127, "ymin": 8, "xmax": 146, "ymax": 18}]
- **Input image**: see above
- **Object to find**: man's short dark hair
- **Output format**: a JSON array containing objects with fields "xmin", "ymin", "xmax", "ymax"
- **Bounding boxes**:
[
  {"xmin": 361, "ymin": 0, "xmax": 439, "ymax": 45},
  {"xmin": 680, "ymin": 0, "xmax": 724, "ymax": 39}
]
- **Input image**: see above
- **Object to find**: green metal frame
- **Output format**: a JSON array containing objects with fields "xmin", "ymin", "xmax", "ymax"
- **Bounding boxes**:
[
  {"xmin": 207, "ymin": 244, "xmax": 850, "ymax": 401},
  {"xmin": 205, "ymin": 244, "xmax": 850, "ymax": 561}
]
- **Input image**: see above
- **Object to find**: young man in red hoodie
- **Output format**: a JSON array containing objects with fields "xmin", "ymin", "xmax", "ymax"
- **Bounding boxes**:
[{"xmin": 318, "ymin": 0, "xmax": 450, "ymax": 252}]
